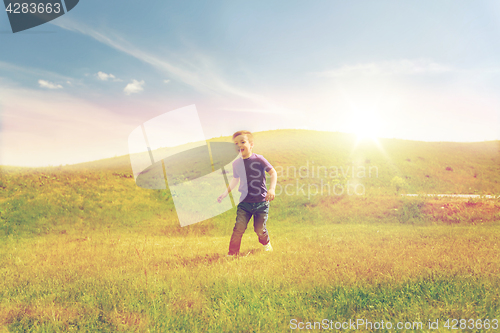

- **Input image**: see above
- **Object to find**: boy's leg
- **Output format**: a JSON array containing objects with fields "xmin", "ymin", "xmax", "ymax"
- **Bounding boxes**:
[
  {"xmin": 253, "ymin": 201, "xmax": 270, "ymax": 246},
  {"xmin": 228, "ymin": 202, "xmax": 252, "ymax": 255}
]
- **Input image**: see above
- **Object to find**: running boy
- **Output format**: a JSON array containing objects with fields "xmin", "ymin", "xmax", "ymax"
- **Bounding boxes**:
[{"xmin": 217, "ymin": 130, "xmax": 277, "ymax": 256}]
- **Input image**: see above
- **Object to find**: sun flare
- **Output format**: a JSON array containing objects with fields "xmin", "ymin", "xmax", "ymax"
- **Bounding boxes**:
[
  {"xmin": 348, "ymin": 111, "xmax": 385, "ymax": 141},
  {"xmin": 353, "ymin": 121, "xmax": 380, "ymax": 140}
]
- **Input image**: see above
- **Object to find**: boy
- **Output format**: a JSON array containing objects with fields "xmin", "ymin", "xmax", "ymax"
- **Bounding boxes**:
[{"xmin": 217, "ymin": 130, "xmax": 277, "ymax": 256}]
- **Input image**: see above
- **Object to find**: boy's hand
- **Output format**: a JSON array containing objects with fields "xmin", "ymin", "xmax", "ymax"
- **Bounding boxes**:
[
  {"xmin": 265, "ymin": 188, "xmax": 275, "ymax": 202},
  {"xmin": 217, "ymin": 193, "xmax": 227, "ymax": 203}
]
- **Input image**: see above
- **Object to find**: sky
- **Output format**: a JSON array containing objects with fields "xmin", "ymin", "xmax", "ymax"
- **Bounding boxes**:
[{"xmin": 1, "ymin": 0, "xmax": 499, "ymax": 167}]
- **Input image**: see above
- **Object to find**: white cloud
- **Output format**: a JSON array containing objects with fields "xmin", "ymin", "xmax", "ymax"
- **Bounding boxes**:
[
  {"xmin": 97, "ymin": 71, "xmax": 115, "ymax": 81},
  {"xmin": 38, "ymin": 80, "xmax": 63, "ymax": 89},
  {"xmin": 96, "ymin": 71, "xmax": 122, "ymax": 82},
  {"xmin": 124, "ymin": 79, "xmax": 145, "ymax": 95},
  {"xmin": 317, "ymin": 59, "xmax": 453, "ymax": 77},
  {"xmin": 163, "ymin": 79, "xmax": 170, "ymax": 84}
]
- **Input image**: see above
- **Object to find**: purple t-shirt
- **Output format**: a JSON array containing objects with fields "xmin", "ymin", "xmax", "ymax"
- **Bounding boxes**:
[{"xmin": 232, "ymin": 153, "xmax": 273, "ymax": 203}]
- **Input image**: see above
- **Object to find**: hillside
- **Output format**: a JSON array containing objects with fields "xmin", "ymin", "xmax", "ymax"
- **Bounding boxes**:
[
  {"xmin": 1, "ymin": 129, "xmax": 499, "ymax": 236},
  {"xmin": 251, "ymin": 130, "xmax": 500, "ymax": 194}
]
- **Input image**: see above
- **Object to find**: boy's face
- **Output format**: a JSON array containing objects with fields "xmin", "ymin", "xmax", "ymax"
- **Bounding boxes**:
[{"xmin": 233, "ymin": 134, "xmax": 253, "ymax": 159}]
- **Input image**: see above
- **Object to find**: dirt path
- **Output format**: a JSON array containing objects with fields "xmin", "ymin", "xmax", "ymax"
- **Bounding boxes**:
[{"xmin": 404, "ymin": 194, "xmax": 497, "ymax": 199}]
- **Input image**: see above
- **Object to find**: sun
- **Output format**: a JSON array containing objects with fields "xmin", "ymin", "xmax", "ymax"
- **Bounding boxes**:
[
  {"xmin": 348, "ymin": 110, "xmax": 385, "ymax": 141},
  {"xmin": 353, "ymin": 120, "xmax": 380, "ymax": 140}
]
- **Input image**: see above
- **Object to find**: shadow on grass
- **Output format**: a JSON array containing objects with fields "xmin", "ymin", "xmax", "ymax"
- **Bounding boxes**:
[{"xmin": 169, "ymin": 248, "xmax": 263, "ymax": 267}]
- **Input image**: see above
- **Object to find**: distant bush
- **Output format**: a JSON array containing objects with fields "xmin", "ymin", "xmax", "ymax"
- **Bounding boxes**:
[
  {"xmin": 398, "ymin": 198, "xmax": 426, "ymax": 224},
  {"xmin": 391, "ymin": 176, "xmax": 408, "ymax": 193}
]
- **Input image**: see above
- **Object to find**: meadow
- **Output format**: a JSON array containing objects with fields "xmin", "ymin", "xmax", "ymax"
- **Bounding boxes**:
[{"xmin": 1, "ymin": 130, "xmax": 499, "ymax": 332}]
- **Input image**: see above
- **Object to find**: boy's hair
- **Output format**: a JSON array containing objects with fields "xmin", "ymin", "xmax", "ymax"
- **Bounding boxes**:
[{"xmin": 232, "ymin": 130, "xmax": 254, "ymax": 144}]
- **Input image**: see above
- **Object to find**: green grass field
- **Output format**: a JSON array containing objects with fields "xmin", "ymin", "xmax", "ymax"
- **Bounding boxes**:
[{"xmin": 1, "ymin": 130, "xmax": 499, "ymax": 332}]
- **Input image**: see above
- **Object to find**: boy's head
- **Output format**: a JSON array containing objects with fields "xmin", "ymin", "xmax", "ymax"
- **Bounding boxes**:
[{"xmin": 232, "ymin": 130, "xmax": 254, "ymax": 158}]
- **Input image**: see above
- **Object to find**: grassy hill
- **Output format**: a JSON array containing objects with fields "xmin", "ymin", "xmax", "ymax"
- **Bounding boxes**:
[
  {"xmin": 1, "ymin": 129, "xmax": 499, "ymax": 237},
  {"xmin": 0, "ymin": 129, "xmax": 499, "ymax": 332}
]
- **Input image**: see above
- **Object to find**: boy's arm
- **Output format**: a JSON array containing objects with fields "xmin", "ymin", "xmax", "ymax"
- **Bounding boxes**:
[
  {"xmin": 265, "ymin": 167, "xmax": 278, "ymax": 201},
  {"xmin": 217, "ymin": 177, "xmax": 240, "ymax": 203}
]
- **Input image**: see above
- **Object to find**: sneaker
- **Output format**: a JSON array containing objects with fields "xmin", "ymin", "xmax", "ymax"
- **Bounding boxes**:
[{"xmin": 263, "ymin": 242, "xmax": 273, "ymax": 252}]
